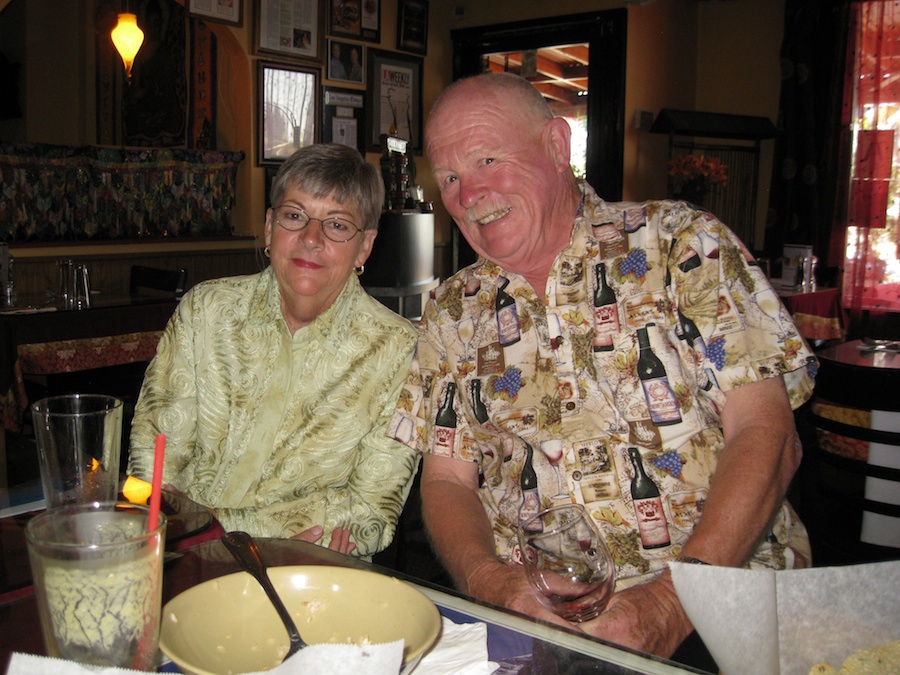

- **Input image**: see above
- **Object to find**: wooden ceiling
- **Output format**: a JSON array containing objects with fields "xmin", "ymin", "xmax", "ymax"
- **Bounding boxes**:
[{"xmin": 484, "ymin": 44, "xmax": 589, "ymax": 108}]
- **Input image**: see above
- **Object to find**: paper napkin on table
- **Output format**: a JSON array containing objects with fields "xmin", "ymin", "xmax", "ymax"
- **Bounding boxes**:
[
  {"xmin": 8, "ymin": 653, "xmax": 146, "ymax": 674},
  {"xmin": 670, "ymin": 560, "xmax": 900, "ymax": 675},
  {"xmin": 9, "ymin": 642, "xmax": 405, "ymax": 675},
  {"xmin": 411, "ymin": 616, "xmax": 498, "ymax": 675}
]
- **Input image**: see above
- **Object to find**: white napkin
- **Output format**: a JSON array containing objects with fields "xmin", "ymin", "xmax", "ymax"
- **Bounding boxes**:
[
  {"xmin": 8, "ymin": 642, "xmax": 404, "ymax": 675},
  {"xmin": 7, "ymin": 618, "xmax": 496, "ymax": 675},
  {"xmin": 412, "ymin": 617, "xmax": 498, "ymax": 675},
  {"xmin": 7, "ymin": 653, "xmax": 146, "ymax": 674},
  {"xmin": 670, "ymin": 560, "xmax": 900, "ymax": 675}
]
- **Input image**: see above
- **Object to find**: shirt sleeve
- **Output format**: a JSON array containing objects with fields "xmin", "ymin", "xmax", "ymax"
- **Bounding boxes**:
[
  {"xmin": 389, "ymin": 292, "xmax": 470, "ymax": 460},
  {"xmin": 666, "ymin": 207, "xmax": 817, "ymax": 412},
  {"xmin": 127, "ymin": 293, "xmax": 199, "ymax": 484}
]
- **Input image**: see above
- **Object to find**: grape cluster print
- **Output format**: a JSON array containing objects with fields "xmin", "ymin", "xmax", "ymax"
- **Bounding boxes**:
[
  {"xmin": 707, "ymin": 336, "xmax": 727, "ymax": 370},
  {"xmin": 492, "ymin": 367, "xmax": 523, "ymax": 399},
  {"xmin": 618, "ymin": 249, "xmax": 648, "ymax": 281},
  {"xmin": 652, "ymin": 451, "xmax": 684, "ymax": 478}
]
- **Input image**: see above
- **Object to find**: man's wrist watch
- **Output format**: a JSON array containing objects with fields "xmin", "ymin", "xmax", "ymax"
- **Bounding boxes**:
[{"xmin": 673, "ymin": 555, "xmax": 711, "ymax": 565}]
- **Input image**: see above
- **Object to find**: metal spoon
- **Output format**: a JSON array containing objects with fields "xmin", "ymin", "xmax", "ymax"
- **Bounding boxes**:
[{"xmin": 221, "ymin": 531, "xmax": 307, "ymax": 659}]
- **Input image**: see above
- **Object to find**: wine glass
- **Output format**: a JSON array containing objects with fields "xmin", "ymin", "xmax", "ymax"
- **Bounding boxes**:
[
  {"xmin": 539, "ymin": 440, "xmax": 569, "ymax": 499},
  {"xmin": 754, "ymin": 288, "xmax": 794, "ymax": 339},
  {"xmin": 517, "ymin": 504, "xmax": 616, "ymax": 623},
  {"xmin": 458, "ymin": 318, "xmax": 475, "ymax": 361},
  {"xmin": 546, "ymin": 314, "xmax": 565, "ymax": 365}
]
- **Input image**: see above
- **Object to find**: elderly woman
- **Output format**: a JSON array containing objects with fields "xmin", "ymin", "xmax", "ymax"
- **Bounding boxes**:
[{"xmin": 127, "ymin": 144, "xmax": 418, "ymax": 558}]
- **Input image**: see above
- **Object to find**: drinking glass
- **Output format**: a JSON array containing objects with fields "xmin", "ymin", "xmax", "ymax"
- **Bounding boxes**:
[
  {"xmin": 517, "ymin": 504, "xmax": 616, "ymax": 622},
  {"xmin": 25, "ymin": 502, "xmax": 167, "ymax": 670},
  {"xmin": 458, "ymin": 318, "xmax": 475, "ymax": 361},
  {"xmin": 31, "ymin": 394, "xmax": 123, "ymax": 509}
]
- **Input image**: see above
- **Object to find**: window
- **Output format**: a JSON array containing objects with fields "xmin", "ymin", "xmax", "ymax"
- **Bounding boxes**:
[{"xmin": 844, "ymin": 1, "xmax": 900, "ymax": 311}]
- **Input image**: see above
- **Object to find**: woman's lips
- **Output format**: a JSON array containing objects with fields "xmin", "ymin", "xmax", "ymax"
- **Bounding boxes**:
[{"xmin": 292, "ymin": 258, "xmax": 322, "ymax": 270}]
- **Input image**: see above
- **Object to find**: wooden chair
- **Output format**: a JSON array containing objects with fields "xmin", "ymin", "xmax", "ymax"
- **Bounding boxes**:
[{"xmin": 129, "ymin": 265, "xmax": 186, "ymax": 298}]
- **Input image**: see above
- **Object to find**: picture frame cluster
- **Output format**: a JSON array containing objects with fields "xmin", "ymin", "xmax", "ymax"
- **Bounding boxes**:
[{"xmin": 222, "ymin": 0, "xmax": 428, "ymax": 166}]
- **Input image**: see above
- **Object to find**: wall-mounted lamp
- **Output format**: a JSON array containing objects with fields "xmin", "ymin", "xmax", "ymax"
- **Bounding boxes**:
[{"xmin": 111, "ymin": 13, "xmax": 144, "ymax": 80}]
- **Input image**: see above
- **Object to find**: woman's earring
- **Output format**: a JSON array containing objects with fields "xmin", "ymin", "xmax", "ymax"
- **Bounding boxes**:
[
  {"xmin": 354, "ymin": 265, "xmax": 365, "ymax": 276},
  {"xmin": 264, "ymin": 247, "xmax": 271, "ymax": 258}
]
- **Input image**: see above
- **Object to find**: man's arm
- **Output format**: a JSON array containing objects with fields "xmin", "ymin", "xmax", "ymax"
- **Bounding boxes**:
[
  {"xmin": 582, "ymin": 376, "xmax": 802, "ymax": 656},
  {"xmin": 420, "ymin": 453, "xmax": 570, "ymax": 626}
]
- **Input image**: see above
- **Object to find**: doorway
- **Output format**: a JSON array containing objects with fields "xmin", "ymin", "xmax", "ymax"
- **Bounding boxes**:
[{"xmin": 450, "ymin": 9, "xmax": 626, "ymax": 200}]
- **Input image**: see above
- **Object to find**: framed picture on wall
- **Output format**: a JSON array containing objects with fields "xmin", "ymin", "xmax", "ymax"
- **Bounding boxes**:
[
  {"xmin": 329, "ymin": 0, "xmax": 380, "ymax": 44},
  {"xmin": 258, "ymin": 61, "xmax": 320, "ymax": 166},
  {"xmin": 396, "ymin": 0, "xmax": 428, "ymax": 55},
  {"xmin": 188, "ymin": 0, "xmax": 243, "ymax": 26},
  {"xmin": 255, "ymin": 0, "xmax": 322, "ymax": 62},
  {"xmin": 365, "ymin": 49, "xmax": 423, "ymax": 153},
  {"xmin": 323, "ymin": 87, "xmax": 365, "ymax": 153},
  {"xmin": 327, "ymin": 39, "xmax": 365, "ymax": 86}
]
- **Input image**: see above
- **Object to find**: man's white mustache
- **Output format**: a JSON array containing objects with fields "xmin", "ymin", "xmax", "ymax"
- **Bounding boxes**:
[{"xmin": 466, "ymin": 204, "xmax": 512, "ymax": 225}]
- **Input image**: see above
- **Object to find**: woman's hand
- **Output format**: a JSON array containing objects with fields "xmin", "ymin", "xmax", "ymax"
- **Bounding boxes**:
[{"xmin": 291, "ymin": 525, "xmax": 357, "ymax": 555}]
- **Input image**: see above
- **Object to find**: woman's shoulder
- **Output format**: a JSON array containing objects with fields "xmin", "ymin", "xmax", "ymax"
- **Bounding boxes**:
[
  {"xmin": 186, "ymin": 272, "xmax": 266, "ymax": 300},
  {"xmin": 178, "ymin": 271, "xmax": 270, "ymax": 317},
  {"xmin": 353, "ymin": 291, "xmax": 417, "ymax": 342}
]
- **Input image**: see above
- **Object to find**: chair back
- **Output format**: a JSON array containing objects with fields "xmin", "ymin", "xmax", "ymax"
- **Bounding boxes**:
[{"xmin": 129, "ymin": 265, "xmax": 187, "ymax": 298}]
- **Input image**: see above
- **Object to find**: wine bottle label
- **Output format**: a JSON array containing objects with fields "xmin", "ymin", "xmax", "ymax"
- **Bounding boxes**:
[
  {"xmin": 432, "ymin": 425, "xmax": 456, "ymax": 457},
  {"xmin": 592, "ymin": 223, "xmax": 627, "ymax": 258},
  {"xmin": 622, "ymin": 291, "xmax": 667, "ymax": 327},
  {"xmin": 641, "ymin": 377, "xmax": 681, "ymax": 425},
  {"xmin": 519, "ymin": 490, "xmax": 542, "ymax": 531},
  {"xmin": 633, "ymin": 495, "xmax": 670, "ymax": 548},
  {"xmin": 459, "ymin": 429, "xmax": 480, "ymax": 462},
  {"xmin": 667, "ymin": 488, "xmax": 708, "ymax": 532},
  {"xmin": 497, "ymin": 306, "xmax": 521, "ymax": 346},
  {"xmin": 578, "ymin": 474, "xmax": 619, "ymax": 502},
  {"xmin": 592, "ymin": 304, "xmax": 619, "ymax": 349},
  {"xmin": 623, "ymin": 207, "xmax": 647, "ymax": 233},
  {"xmin": 712, "ymin": 287, "xmax": 744, "ymax": 335}
]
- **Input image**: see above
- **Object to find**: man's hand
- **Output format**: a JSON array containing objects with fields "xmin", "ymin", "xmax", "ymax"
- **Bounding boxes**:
[
  {"xmin": 579, "ymin": 574, "xmax": 692, "ymax": 658},
  {"xmin": 291, "ymin": 525, "xmax": 357, "ymax": 555},
  {"xmin": 467, "ymin": 559, "xmax": 578, "ymax": 630}
]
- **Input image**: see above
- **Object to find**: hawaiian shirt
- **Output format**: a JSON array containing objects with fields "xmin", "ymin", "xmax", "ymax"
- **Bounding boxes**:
[
  {"xmin": 128, "ymin": 267, "xmax": 419, "ymax": 558},
  {"xmin": 390, "ymin": 182, "xmax": 817, "ymax": 587}
]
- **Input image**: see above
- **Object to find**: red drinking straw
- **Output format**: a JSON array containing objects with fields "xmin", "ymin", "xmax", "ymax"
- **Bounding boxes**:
[{"xmin": 147, "ymin": 434, "xmax": 166, "ymax": 532}]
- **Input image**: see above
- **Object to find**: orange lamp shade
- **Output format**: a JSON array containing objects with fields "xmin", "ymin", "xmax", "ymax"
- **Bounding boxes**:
[{"xmin": 111, "ymin": 13, "xmax": 144, "ymax": 79}]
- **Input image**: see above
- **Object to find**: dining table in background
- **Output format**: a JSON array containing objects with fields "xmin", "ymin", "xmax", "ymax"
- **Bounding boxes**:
[
  {"xmin": 777, "ymin": 286, "xmax": 845, "ymax": 343},
  {"xmin": 0, "ymin": 293, "xmax": 178, "ymax": 488}
]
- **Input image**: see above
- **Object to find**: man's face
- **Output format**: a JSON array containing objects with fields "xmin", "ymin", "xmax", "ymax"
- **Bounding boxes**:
[{"xmin": 427, "ymin": 86, "xmax": 571, "ymax": 275}]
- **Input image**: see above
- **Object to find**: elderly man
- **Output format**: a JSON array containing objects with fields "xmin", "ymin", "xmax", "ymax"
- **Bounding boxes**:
[{"xmin": 390, "ymin": 73, "xmax": 815, "ymax": 660}]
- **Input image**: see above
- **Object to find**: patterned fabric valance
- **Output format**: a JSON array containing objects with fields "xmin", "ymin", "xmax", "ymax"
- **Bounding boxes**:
[{"xmin": 0, "ymin": 142, "xmax": 245, "ymax": 242}]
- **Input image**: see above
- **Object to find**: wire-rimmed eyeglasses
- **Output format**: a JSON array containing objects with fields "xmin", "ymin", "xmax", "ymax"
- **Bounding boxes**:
[{"xmin": 272, "ymin": 205, "xmax": 363, "ymax": 243}]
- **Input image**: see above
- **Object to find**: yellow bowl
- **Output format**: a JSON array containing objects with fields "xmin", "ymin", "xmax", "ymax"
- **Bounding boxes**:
[{"xmin": 159, "ymin": 565, "xmax": 441, "ymax": 675}]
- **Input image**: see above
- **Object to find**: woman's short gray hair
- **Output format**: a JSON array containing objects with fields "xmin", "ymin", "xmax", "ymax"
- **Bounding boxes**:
[{"xmin": 269, "ymin": 144, "xmax": 384, "ymax": 230}]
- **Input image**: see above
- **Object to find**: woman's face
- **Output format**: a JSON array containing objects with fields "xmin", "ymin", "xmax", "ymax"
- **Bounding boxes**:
[{"xmin": 265, "ymin": 186, "xmax": 375, "ymax": 326}]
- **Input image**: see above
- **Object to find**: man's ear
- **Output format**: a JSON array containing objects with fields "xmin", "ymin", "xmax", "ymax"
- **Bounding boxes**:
[{"xmin": 545, "ymin": 117, "xmax": 573, "ymax": 174}]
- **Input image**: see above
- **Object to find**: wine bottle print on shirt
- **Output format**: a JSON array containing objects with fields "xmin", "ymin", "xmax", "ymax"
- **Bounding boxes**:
[
  {"xmin": 518, "ymin": 442, "xmax": 543, "ymax": 532},
  {"xmin": 636, "ymin": 324, "xmax": 682, "ymax": 426},
  {"xmin": 676, "ymin": 309, "xmax": 713, "ymax": 391},
  {"xmin": 495, "ymin": 277, "xmax": 521, "ymax": 347},
  {"xmin": 627, "ymin": 447, "xmax": 671, "ymax": 549},
  {"xmin": 592, "ymin": 262, "xmax": 619, "ymax": 352},
  {"xmin": 432, "ymin": 382, "xmax": 458, "ymax": 457}
]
